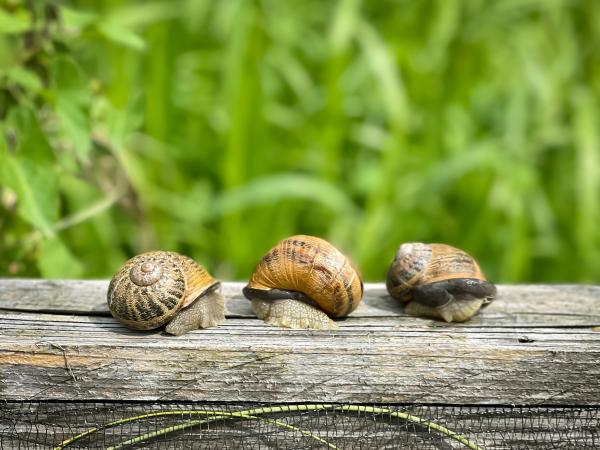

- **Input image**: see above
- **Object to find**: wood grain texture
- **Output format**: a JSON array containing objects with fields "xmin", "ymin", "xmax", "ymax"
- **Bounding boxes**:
[
  {"xmin": 1, "ymin": 280, "xmax": 599, "ymax": 406},
  {"xmin": 2, "ymin": 279, "xmax": 600, "ymax": 326},
  {"xmin": 1, "ymin": 316, "xmax": 600, "ymax": 404}
]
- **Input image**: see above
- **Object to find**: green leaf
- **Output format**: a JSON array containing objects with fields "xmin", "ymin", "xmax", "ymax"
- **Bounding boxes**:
[
  {"xmin": 5, "ymin": 106, "xmax": 54, "ymax": 163},
  {"xmin": 57, "ymin": 174, "xmax": 126, "ymax": 276},
  {"xmin": 151, "ymin": 182, "xmax": 213, "ymax": 223},
  {"xmin": 56, "ymin": 96, "xmax": 91, "ymax": 159},
  {"xmin": 107, "ymin": 2, "xmax": 180, "ymax": 28},
  {"xmin": 357, "ymin": 21, "xmax": 408, "ymax": 130},
  {"xmin": 0, "ymin": 129, "xmax": 7, "ymax": 166},
  {"xmin": 212, "ymin": 174, "xmax": 359, "ymax": 218},
  {"xmin": 3, "ymin": 157, "xmax": 59, "ymax": 237},
  {"xmin": 37, "ymin": 237, "xmax": 83, "ymax": 278},
  {"xmin": 6, "ymin": 66, "xmax": 43, "ymax": 93},
  {"xmin": 60, "ymin": 6, "xmax": 97, "ymax": 30},
  {"xmin": 98, "ymin": 22, "xmax": 146, "ymax": 51},
  {"xmin": 51, "ymin": 56, "xmax": 91, "ymax": 160},
  {"xmin": 51, "ymin": 55, "xmax": 88, "ymax": 94},
  {"xmin": 0, "ymin": 8, "xmax": 32, "ymax": 34}
]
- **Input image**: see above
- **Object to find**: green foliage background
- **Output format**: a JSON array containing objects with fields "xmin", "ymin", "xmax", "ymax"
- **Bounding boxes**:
[{"xmin": 0, "ymin": 0, "xmax": 599, "ymax": 282}]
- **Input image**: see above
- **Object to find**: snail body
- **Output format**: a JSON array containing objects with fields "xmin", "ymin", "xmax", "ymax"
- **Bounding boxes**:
[
  {"xmin": 243, "ymin": 235, "xmax": 363, "ymax": 329},
  {"xmin": 386, "ymin": 243, "xmax": 496, "ymax": 322},
  {"xmin": 107, "ymin": 251, "xmax": 225, "ymax": 335}
]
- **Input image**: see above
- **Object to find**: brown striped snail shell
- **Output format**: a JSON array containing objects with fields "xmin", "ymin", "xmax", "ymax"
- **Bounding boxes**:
[
  {"xmin": 243, "ymin": 235, "xmax": 363, "ymax": 329},
  {"xmin": 107, "ymin": 251, "xmax": 225, "ymax": 335},
  {"xmin": 386, "ymin": 243, "xmax": 496, "ymax": 322}
]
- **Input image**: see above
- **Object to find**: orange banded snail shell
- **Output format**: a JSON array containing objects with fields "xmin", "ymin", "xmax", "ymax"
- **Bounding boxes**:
[
  {"xmin": 107, "ymin": 251, "xmax": 225, "ymax": 335},
  {"xmin": 386, "ymin": 243, "xmax": 496, "ymax": 322},
  {"xmin": 243, "ymin": 235, "xmax": 363, "ymax": 329}
]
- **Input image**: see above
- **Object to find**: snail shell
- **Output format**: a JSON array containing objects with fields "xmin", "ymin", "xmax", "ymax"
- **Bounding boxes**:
[
  {"xmin": 386, "ymin": 243, "xmax": 496, "ymax": 322},
  {"xmin": 107, "ymin": 251, "xmax": 223, "ymax": 333},
  {"xmin": 243, "ymin": 235, "xmax": 363, "ymax": 328}
]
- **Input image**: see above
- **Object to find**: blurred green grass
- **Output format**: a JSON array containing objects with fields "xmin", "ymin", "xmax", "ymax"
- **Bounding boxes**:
[{"xmin": 0, "ymin": 0, "xmax": 599, "ymax": 282}]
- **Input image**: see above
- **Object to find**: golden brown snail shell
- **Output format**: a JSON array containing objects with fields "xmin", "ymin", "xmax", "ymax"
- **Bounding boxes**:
[
  {"xmin": 243, "ymin": 235, "xmax": 363, "ymax": 328},
  {"xmin": 107, "ymin": 251, "xmax": 224, "ymax": 334},
  {"xmin": 386, "ymin": 243, "xmax": 496, "ymax": 322}
]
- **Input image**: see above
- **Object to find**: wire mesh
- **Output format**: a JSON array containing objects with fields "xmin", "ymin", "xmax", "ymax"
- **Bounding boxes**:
[{"xmin": 1, "ymin": 401, "xmax": 598, "ymax": 449}]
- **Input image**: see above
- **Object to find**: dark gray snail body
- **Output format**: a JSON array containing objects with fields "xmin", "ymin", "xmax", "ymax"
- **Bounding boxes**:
[
  {"xmin": 386, "ymin": 243, "xmax": 496, "ymax": 322},
  {"xmin": 107, "ymin": 251, "xmax": 225, "ymax": 335}
]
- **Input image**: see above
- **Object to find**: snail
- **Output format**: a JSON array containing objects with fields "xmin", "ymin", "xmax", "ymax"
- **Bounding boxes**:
[
  {"xmin": 386, "ymin": 243, "xmax": 496, "ymax": 322},
  {"xmin": 107, "ymin": 251, "xmax": 225, "ymax": 335},
  {"xmin": 242, "ymin": 235, "xmax": 363, "ymax": 329}
]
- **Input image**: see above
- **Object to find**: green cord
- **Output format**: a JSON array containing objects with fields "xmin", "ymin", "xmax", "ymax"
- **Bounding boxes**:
[
  {"xmin": 53, "ymin": 408, "xmax": 337, "ymax": 450},
  {"xmin": 106, "ymin": 411, "xmax": 340, "ymax": 450},
  {"xmin": 53, "ymin": 404, "xmax": 483, "ymax": 450}
]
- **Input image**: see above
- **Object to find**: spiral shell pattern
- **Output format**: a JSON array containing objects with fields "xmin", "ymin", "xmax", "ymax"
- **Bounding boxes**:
[
  {"xmin": 107, "ymin": 251, "xmax": 216, "ymax": 330},
  {"xmin": 386, "ymin": 243, "xmax": 485, "ymax": 301},
  {"xmin": 244, "ymin": 235, "xmax": 363, "ymax": 317}
]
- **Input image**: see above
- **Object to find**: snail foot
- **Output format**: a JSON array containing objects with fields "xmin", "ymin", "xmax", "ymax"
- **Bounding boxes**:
[
  {"xmin": 405, "ymin": 297, "xmax": 485, "ymax": 323},
  {"xmin": 166, "ymin": 288, "xmax": 226, "ymax": 335},
  {"xmin": 251, "ymin": 298, "xmax": 336, "ymax": 330}
]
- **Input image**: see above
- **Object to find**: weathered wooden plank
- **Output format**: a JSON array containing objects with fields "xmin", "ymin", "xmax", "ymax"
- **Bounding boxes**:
[
  {"xmin": 1, "ymin": 401, "xmax": 598, "ymax": 449},
  {"xmin": 2, "ymin": 281, "xmax": 600, "ymax": 406},
  {"xmin": 1, "ymin": 280, "xmax": 600, "ymax": 327},
  {"xmin": 1, "ymin": 311, "xmax": 599, "ymax": 404}
]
